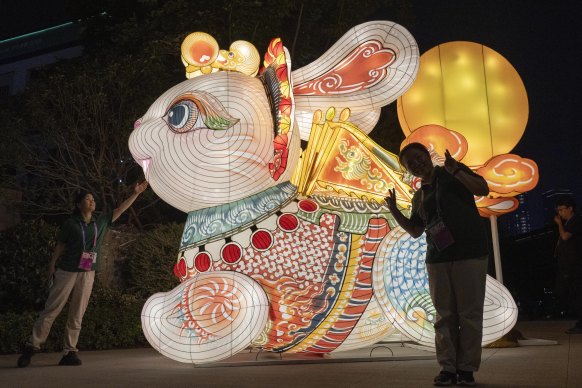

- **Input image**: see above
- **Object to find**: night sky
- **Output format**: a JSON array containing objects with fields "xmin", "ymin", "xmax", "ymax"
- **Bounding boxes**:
[{"xmin": 2, "ymin": 0, "xmax": 581, "ymax": 230}]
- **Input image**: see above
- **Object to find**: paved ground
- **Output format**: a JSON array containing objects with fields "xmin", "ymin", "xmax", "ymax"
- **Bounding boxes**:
[{"xmin": 1, "ymin": 320, "xmax": 580, "ymax": 387}]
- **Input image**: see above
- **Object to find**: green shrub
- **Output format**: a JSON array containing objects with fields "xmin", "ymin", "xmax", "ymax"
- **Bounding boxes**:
[
  {"xmin": 0, "ymin": 220, "xmax": 57, "ymax": 313},
  {"xmin": 0, "ymin": 308, "xmax": 68, "ymax": 353},
  {"xmin": 78, "ymin": 280, "xmax": 148, "ymax": 350},
  {"xmin": 122, "ymin": 222, "xmax": 183, "ymax": 298},
  {"xmin": 0, "ymin": 221, "xmax": 183, "ymax": 354},
  {"xmin": 0, "ymin": 280, "xmax": 148, "ymax": 354},
  {"xmin": 0, "ymin": 311, "xmax": 38, "ymax": 353}
]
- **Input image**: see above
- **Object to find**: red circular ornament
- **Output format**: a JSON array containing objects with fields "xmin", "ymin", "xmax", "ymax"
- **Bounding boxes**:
[
  {"xmin": 277, "ymin": 213, "xmax": 299, "ymax": 232},
  {"xmin": 194, "ymin": 252, "xmax": 212, "ymax": 272},
  {"xmin": 175, "ymin": 257, "xmax": 187, "ymax": 278},
  {"xmin": 298, "ymin": 199, "xmax": 318, "ymax": 213},
  {"xmin": 251, "ymin": 230, "xmax": 273, "ymax": 251},
  {"xmin": 221, "ymin": 242, "xmax": 243, "ymax": 264}
]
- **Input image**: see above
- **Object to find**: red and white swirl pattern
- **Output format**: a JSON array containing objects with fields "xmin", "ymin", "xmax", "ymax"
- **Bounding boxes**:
[
  {"xmin": 294, "ymin": 41, "xmax": 395, "ymax": 96},
  {"xmin": 184, "ymin": 277, "xmax": 242, "ymax": 336},
  {"xmin": 141, "ymin": 272, "xmax": 269, "ymax": 364}
]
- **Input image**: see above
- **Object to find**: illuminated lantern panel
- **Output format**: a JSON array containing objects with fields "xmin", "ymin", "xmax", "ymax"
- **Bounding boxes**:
[
  {"xmin": 372, "ymin": 227, "xmax": 517, "ymax": 348},
  {"xmin": 181, "ymin": 32, "xmax": 260, "ymax": 78},
  {"xmin": 399, "ymin": 124, "xmax": 538, "ymax": 217},
  {"xmin": 130, "ymin": 23, "xmax": 518, "ymax": 365},
  {"xmin": 333, "ymin": 297, "xmax": 398, "ymax": 353},
  {"xmin": 397, "ymin": 41, "xmax": 529, "ymax": 167}
]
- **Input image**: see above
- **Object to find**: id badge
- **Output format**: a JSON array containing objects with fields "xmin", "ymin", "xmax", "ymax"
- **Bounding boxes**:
[
  {"xmin": 78, "ymin": 251, "xmax": 97, "ymax": 271},
  {"xmin": 426, "ymin": 217, "xmax": 455, "ymax": 252}
]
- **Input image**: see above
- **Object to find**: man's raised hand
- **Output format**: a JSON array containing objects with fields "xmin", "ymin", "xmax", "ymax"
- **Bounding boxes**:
[{"xmin": 444, "ymin": 149, "xmax": 459, "ymax": 174}]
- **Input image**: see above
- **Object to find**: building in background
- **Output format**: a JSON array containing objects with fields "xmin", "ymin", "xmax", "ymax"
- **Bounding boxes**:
[
  {"xmin": 499, "ymin": 188, "xmax": 577, "ymax": 237},
  {"xmin": 0, "ymin": 21, "xmax": 83, "ymax": 96},
  {"xmin": 0, "ymin": 20, "xmax": 85, "ymax": 229},
  {"xmin": 499, "ymin": 193, "xmax": 532, "ymax": 237}
]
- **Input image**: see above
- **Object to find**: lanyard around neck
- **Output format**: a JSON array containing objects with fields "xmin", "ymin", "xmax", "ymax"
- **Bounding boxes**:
[{"xmin": 79, "ymin": 221, "xmax": 98, "ymax": 250}]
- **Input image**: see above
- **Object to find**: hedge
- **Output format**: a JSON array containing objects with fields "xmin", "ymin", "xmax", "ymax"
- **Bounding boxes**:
[{"xmin": 0, "ymin": 220, "xmax": 184, "ymax": 354}]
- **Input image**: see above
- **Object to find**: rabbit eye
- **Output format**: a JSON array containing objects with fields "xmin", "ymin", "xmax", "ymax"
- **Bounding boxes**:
[
  {"xmin": 166, "ymin": 100, "xmax": 202, "ymax": 133},
  {"xmin": 165, "ymin": 92, "xmax": 239, "ymax": 133}
]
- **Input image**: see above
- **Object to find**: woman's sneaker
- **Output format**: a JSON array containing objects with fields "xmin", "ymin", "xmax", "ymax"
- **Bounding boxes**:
[
  {"xmin": 433, "ymin": 371, "xmax": 457, "ymax": 386},
  {"xmin": 59, "ymin": 351, "xmax": 82, "ymax": 366},
  {"xmin": 457, "ymin": 370, "xmax": 477, "ymax": 386}
]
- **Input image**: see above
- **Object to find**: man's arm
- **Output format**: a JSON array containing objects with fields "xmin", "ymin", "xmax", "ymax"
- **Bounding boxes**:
[
  {"xmin": 554, "ymin": 215, "xmax": 573, "ymax": 241},
  {"xmin": 48, "ymin": 242, "xmax": 65, "ymax": 280},
  {"xmin": 444, "ymin": 149, "xmax": 489, "ymax": 196},
  {"xmin": 112, "ymin": 181, "xmax": 148, "ymax": 222},
  {"xmin": 385, "ymin": 188, "xmax": 424, "ymax": 238}
]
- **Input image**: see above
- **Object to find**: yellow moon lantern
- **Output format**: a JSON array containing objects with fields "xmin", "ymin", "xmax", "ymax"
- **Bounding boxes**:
[{"xmin": 397, "ymin": 41, "xmax": 528, "ymax": 166}]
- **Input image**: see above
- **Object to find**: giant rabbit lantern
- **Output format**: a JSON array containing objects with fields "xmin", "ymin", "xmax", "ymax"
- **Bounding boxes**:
[{"xmin": 129, "ymin": 22, "xmax": 517, "ymax": 364}]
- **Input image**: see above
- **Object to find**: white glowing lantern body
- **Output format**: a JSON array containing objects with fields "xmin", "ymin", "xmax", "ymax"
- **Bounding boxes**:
[{"xmin": 129, "ymin": 72, "xmax": 300, "ymax": 213}]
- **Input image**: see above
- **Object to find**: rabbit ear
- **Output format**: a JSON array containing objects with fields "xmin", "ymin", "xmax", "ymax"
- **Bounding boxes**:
[
  {"xmin": 260, "ymin": 39, "xmax": 296, "ymax": 181},
  {"xmin": 292, "ymin": 21, "xmax": 419, "ymax": 140}
]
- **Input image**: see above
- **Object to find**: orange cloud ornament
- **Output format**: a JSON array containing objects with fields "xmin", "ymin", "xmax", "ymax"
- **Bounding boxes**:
[
  {"xmin": 475, "ymin": 196, "xmax": 519, "ymax": 217},
  {"xmin": 401, "ymin": 124, "xmax": 468, "ymax": 162},
  {"xmin": 476, "ymin": 154, "xmax": 539, "ymax": 198}
]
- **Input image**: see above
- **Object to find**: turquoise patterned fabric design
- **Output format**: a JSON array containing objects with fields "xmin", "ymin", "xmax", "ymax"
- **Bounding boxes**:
[
  {"xmin": 181, "ymin": 182, "xmax": 297, "ymax": 249},
  {"xmin": 298, "ymin": 194, "xmax": 400, "ymax": 234},
  {"xmin": 374, "ymin": 228, "xmax": 436, "ymax": 347}
]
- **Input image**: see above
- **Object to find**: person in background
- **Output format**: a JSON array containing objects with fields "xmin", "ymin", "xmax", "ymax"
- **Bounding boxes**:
[
  {"xmin": 553, "ymin": 196, "xmax": 582, "ymax": 334},
  {"xmin": 385, "ymin": 143, "xmax": 489, "ymax": 387},
  {"xmin": 17, "ymin": 181, "xmax": 148, "ymax": 368}
]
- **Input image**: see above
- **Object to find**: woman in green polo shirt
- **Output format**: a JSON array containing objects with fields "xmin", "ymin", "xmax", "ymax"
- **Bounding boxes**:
[
  {"xmin": 17, "ymin": 181, "xmax": 148, "ymax": 368},
  {"xmin": 386, "ymin": 143, "xmax": 489, "ymax": 387}
]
